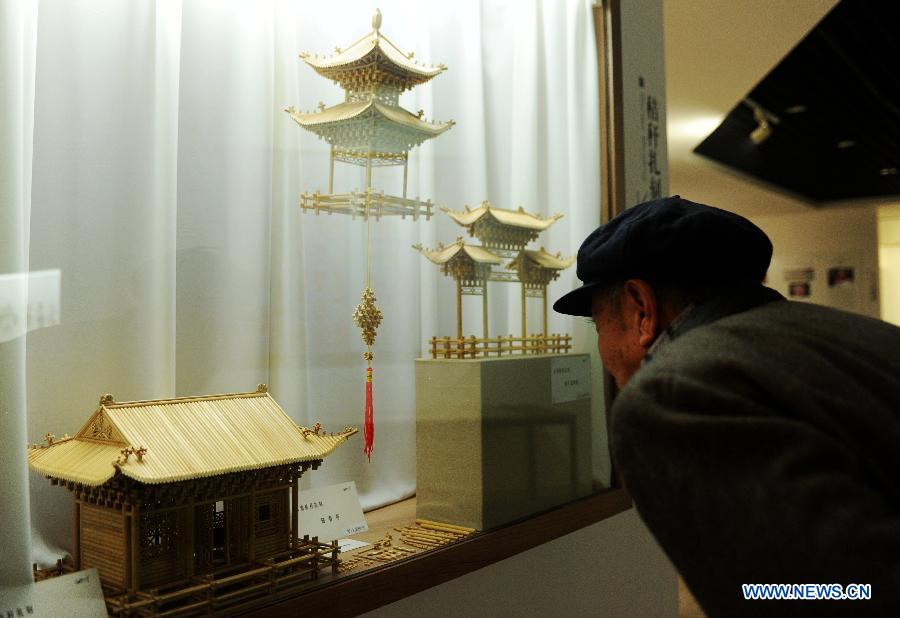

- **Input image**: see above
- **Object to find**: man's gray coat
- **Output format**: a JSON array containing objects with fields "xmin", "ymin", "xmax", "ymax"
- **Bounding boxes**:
[{"xmin": 612, "ymin": 295, "xmax": 900, "ymax": 616}]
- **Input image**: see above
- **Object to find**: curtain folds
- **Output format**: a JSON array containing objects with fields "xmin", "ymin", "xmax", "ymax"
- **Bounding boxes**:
[
  {"xmin": 15, "ymin": 0, "xmax": 600, "ymax": 564},
  {"xmin": 0, "ymin": 0, "xmax": 39, "ymax": 588}
]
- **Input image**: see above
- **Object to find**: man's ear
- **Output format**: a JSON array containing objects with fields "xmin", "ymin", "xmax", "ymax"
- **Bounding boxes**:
[{"xmin": 622, "ymin": 279, "xmax": 660, "ymax": 349}]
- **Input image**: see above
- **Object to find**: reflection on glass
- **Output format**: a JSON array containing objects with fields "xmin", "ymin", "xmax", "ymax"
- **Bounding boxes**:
[{"xmin": 0, "ymin": 269, "xmax": 61, "ymax": 343}]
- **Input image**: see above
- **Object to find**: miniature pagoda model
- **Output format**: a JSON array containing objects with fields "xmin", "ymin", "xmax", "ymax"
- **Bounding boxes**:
[
  {"xmin": 28, "ymin": 385, "xmax": 356, "ymax": 616},
  {"xmin": 285, "ymin": 9, "xmax": 453, "ymax": 458},
  {"xmin": 285, "ymin": 9, "xmax": 453, "ymax": 220},
  {"xmin": 414, "ymin": 202, "xmax": 575, "ymax": 358}
]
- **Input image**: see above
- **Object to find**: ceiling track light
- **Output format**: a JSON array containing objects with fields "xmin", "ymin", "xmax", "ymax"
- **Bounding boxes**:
[
  {"xmin": 750, "ymin": 114, "xmax": 772, "ymax": 145},
  {"xmin": 744, "ymin": 99, "xmax": 779, "ymax": 146}
]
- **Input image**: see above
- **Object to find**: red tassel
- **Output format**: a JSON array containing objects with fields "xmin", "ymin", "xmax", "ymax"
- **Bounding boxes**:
[{"xmin": 364, "ymin": 366, "xmax": 374, "ymax": 461}]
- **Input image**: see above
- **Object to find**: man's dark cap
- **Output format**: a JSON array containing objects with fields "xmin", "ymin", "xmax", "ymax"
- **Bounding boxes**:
[{"xmin": 553, "ymin": 196, "xmax": 773, "ymax": 317}]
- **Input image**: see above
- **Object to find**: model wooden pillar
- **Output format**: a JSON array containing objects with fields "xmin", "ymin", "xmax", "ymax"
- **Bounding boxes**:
[
  {"xmin": 130, "ymin": 503, "xmax": 140, "ymax": 592},
  {"xmin": 291, "ymin": 474, "xmax": 299, "ymax": 549},
  {"xmin": 482, "ymin": 283, "xmax": 489, "ymax": 339},
  {"xmin": 456, "ymin": 279, "xmax": 463, "ymax": 339},
  {"xmin": 520, "ymin": 284, "xmax": 527, "ymax": 341},
  {"xmin": 328, "ymin": 145, "xmax": 335, "ymax": 193},
  {"xmin": 402, "ymin": 157, "xmax": 409, "ymax": 199},
  {"xmin": 72, "ymin": 496, "xmax": 81, "ymax": 570},
  {"xmin": 185, "ymin": 498, "xmax": 195, "ymax": 580},
  {"xmin": 542, "ymin": 288, "xmax": 548, "ymax": 337},
  {"xmin": 248, "ymin": 486, "xmax": 256, "ymax": 561}
]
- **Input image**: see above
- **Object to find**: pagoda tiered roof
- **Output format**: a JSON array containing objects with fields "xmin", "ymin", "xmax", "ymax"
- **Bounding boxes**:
[
  {"xmin": 299, "ymin": 25, "xmax": 446, "ymax": 92},
  {"xmin": 518, "ymin": 248, "xmax": 576, "ymax": 270},
  {"xmin": 443, "ymin": 202, "xmax": 563, "ymax": 231},
  {"xmin": 442, "ymin": 202, "xmax": 564, "ymax": 250},
  {"xmin": 511, "ymin": 248, "xmax": 576, "ymax": 287},
  {"xmin": 413, "ymin": 238, "xmax": 504, "ymax": 266},
  {"xmin": 285, "ymin": 101, "xmax": 453, "ymax": 160},
  {"xmin": 413, "ymin": 238, "xmax": 504, "ymax": 285}
]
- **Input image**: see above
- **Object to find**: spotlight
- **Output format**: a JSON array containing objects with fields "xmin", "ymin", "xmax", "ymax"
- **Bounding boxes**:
[
  {"xmin": 745, "ymin": 100, "xmax": 779, "ymax": 145},
  {"xmin": 749, "ymin": 107, "xmax": 772, "ymax": 145}
]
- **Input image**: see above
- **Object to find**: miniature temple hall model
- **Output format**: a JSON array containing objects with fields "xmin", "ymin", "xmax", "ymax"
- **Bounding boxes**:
[
  {"xmin": 285, "ymin": 10, "xmax": 453, "ymax": 458},
  {"xmin": 414, "ymin": 201, "xmax": 576, "ymax": 358},
  {"xmin": 28, "ymin": 385, "xmax": 356, "ymax": 616}
]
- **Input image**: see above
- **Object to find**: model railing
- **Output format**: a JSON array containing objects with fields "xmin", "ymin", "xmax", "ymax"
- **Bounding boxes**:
[
  {"xmin": 103, "ymin": 536, "xmax": 339, "ymax": 617},
  {"xmin": 428, "ymin": 333, "xmax": 573, "ymax": 359},
  {"xmin": 300, "ymin": 190, "xmax": 433, "ymax": 220}
]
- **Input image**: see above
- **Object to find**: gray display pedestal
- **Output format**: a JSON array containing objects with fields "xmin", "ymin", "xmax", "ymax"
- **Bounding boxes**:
[{"xmin": 415, "ymin": 354, "xmax": 593, "ymax": 531}]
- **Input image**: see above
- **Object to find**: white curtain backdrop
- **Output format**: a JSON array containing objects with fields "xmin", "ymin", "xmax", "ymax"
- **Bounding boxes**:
[
  {"xmin": 9, "ymin": 0, "xmax": 600, "ymax": 566},
  {"xmin": 1, "ymin": 0, "xmax": 38, "ymax": 590}
]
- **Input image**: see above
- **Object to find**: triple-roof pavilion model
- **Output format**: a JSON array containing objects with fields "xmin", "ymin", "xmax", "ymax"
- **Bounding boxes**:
[
  {"xmin": 415, "ymin": 202, "xmax": 575, "ymax": 358},
  {"xmin": 28, "ymin": 385, "xmax": 356, "ymax": 615},
  {"xmin": 286, "ymin": 9, "xmax": 453, "ymax": 220}
]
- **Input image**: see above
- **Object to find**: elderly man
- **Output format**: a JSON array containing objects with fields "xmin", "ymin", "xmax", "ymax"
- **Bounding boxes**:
[{"xmin": 554, "ymin": 196, "xmax": 900, "ymax": 616}]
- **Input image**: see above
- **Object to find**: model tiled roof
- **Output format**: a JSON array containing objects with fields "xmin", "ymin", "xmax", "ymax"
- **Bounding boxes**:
[
  {"xmin": 442, "ymin": 203, "xmax": 563, "ymax": 232},
  {"xmin": 285, "ymin": 101, "xmax": 453, "ymax": 153},
  {"xmin": 519, "ymin": 248, "xmax": 576, "ymax": 270},
  {"xmin": 413, "ymin": 239, "xmax": 504, "ymax": 266},
  {"xmin": 299, "ymin": 24, "xmax": 445, "ymax": 91},
  {"xmin": 28, "ymin": 386, "xmax": 356, "ymax": 486}
]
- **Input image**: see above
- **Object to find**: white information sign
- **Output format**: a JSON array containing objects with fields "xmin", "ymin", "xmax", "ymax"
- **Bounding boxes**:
[
  {"xmin": 550, "ymin": 355, "xmax": 591, "ymax": 404},
  {"xmin": 1, "ymin": 568, "xmax": 107, "ymax": 618},
  {"xmin": 337, "ymin": 538, "xmax": 369, "ymax": 553},
  {"xmin": 298, "ymin": 481, "xmax": 368, "ymax": 542}
]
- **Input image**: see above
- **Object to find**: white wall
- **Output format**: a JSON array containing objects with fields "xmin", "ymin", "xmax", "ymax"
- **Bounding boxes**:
[
  {"xmin": 750, "ymin": 204, "xmax": 881, "ymax": 319},
  {"xmin": 878, "ymin": 203, "xmax": 900, "ymax": 326},
  {"xmin": 365, "ymin": 509, "xmax": 677, "ymax": 618}
]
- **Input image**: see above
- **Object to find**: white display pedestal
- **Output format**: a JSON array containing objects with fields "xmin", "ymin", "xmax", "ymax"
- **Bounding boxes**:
[{"xmin": 415, "ymin": 354, "xmax": 593, "ymax": 530}]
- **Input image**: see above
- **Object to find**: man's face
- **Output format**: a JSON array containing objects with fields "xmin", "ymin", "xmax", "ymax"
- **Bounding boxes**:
[{"xmin": 590, "ymin": 288, "xmax": 646, "ymax": 389}]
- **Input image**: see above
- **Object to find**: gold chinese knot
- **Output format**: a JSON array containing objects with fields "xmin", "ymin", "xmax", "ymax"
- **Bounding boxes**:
[{"xmin": 352, "ymin": 286, "xmax": 383, "ymax": 349}]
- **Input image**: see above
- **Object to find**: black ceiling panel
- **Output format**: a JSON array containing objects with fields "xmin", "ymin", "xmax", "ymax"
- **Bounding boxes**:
[{"xmin": 693, "ymin": 0, "xmax": 900, "ymax": 204}]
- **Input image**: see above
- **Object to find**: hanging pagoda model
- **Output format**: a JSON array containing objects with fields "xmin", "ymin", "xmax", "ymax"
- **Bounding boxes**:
[
  {"xmin": 285, "ymin": 9, "xmax": 453, "ymax": 220},
  {"xmin": 28, "ymin": 385, "xmax": 356, "ymax": 616},
  {"xmin": 414, "ymin": 202, "xmax": 575, "ymax": 359},
  {"xmin": 285, "ymin": 9, "xmax": 453, "ymax": 459}
]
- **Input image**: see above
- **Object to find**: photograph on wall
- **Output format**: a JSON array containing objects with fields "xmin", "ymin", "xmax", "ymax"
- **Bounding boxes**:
[
  {"xmin": 827, "ymin": 267, "xmax": 855, "ymax": 287},
  {"xmin": 788, "ymin": 281, "xmax": 811, "ymax": 298}
]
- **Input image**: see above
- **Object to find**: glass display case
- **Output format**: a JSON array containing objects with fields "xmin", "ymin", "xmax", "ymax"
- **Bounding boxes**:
[{"xmin": 4, "ymin": 0, "xmax": 624, "ymax": 614}]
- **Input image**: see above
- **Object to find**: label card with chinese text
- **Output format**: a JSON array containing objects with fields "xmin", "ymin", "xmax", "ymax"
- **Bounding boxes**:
[
  {"xmin": 337, "ymin": 538, "xmax": 369, "ymax": 553},
  {"xmin": 550, "ymin": 355, "xmax": 591, "ymax": 404},
  {"xmin": 1, "ymin": 568, "xmax": 107, "ymax": 618},
  {"xmin": 298, "ymin": 481, "xmax": 368, "ymax": 542}
]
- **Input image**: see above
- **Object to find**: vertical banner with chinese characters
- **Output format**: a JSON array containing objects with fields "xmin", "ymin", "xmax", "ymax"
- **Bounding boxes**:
[
  {"xmin": 619, "ymin": 1, "xmax": 669, "ymax": 205},
  {"xmin": 297, "ymin": 481, "xmax": 368, "ymax": 542},
  {"xmin": 638, "ymin": 77, "xmax": 663, "ymax": 203}
]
